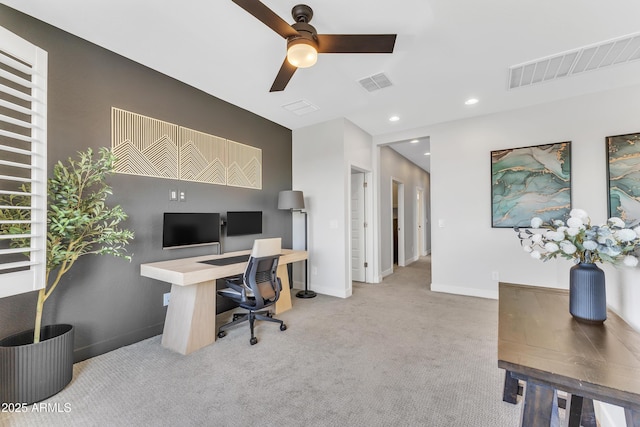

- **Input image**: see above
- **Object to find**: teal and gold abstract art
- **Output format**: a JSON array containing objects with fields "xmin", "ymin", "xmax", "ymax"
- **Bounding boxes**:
[
  {"xmin": 491, "ymin": 142, "xmax": 571, "ymax": 228},
  {"xmin": 607, "ymin": 132, "xmax": 640, "ymax": 222}
]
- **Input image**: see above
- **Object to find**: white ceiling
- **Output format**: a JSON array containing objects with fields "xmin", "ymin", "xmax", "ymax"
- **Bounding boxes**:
[{"xmin": 4, "ymin": 0, "xmax": 640, "ymax": 173}]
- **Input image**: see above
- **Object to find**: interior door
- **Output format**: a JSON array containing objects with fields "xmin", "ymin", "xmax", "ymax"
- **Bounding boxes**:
[{"xmin": 351, "ymin": 172, "xmax": 366, "ymax": 282}]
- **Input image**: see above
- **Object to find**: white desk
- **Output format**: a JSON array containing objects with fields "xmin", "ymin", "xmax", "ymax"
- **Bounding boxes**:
[{"xmin": 140, "ymin": 249, "xmax": 307, "ymax": 355}]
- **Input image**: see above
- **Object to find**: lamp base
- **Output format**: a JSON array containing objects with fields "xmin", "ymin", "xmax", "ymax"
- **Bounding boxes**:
[{"xmin": 296, "ymin": 290, "xmax": 317, "ymax": 299}]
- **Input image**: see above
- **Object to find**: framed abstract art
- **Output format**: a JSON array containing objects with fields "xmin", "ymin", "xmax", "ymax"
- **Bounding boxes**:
[
  {"xmin": 607, "ymin": 132, "xmax": 640, "ymax": 222},
  {"xmin": 491, "ymin": 142, "xmax": 571, "ymax": 228}
]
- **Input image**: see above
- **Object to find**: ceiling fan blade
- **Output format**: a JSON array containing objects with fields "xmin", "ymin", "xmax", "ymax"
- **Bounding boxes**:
[
  {"xmin": 317, "ymin": 34, "xmax": 397, "ymax": 54},
  {"xmin": 232, "ymin": 0, "xmax": 299, "ymax": 39},
  {"xmin": 270, "ymin": 58, "xmax": 298, "ymax": 92}
]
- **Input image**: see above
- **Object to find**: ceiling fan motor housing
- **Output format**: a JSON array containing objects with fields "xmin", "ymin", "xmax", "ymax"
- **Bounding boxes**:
[{"xmin": 288, "ymin": 22, "xmax": 318, "ymax": 49}]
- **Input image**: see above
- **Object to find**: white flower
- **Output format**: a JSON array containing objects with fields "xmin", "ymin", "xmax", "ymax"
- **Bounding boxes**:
[
  {"xmin": 530, "ymin": 250, "xmax": 542, "ymax": 260},
  {"xmin": 552, "ymin": 220, "xmax": 565, "ymax": 227},
  {"xmin": 557, "ymin": 226, "xmax": 568, "ymax": 233},
  {"xmin": 544, "ymin": 242, "xmax": 559, "ymax": 252},
  {"xmin": 531, "ymin": 233, "xmax": 542, "ymax": 243},
  {"xmin": 615, "ymin": 228, "xmax": 637, "ymax": 242},
  {"xmin": 608, "ymin": 217, "xmax": 625, "ymax": 228},
  {"xmin": 530, "ymin": 217, "xmax": 543, "ymax": 228},
  {"xmin": 560, "ymin": 241, "xmax": 577, "ymax": 255},
  {"xmin": 623, "ymin": 255, "xmax": 639, "ymax": 267},
  {"xmin": 523, "ymin": 245, "xmax": 532, "ymax": 253},
  {"xmin": 566, "ymin": 227, "xmax": 581, "ymax": 237},
  {"xmin": 634, "ymin": 226, "xmax": 640, "ymax": 238},
  {"xmin": 546, "ymin": 230, "xmax": 565, "ymax": 242},
  {"xmin": 570, "ymin": 209, "xmax": 589, "ymax": 221},
  {"xmin": 567, "ymin": 217, "xmax": 584, "ymax": 228},
  {"xmin": 583, "ymin": 240, "xmax": 598, "ymax": 251}
]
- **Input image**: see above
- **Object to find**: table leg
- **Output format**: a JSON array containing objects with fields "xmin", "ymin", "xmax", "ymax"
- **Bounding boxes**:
[
  {"xmin": 626, "ymin": 408, "xmax": 640, "ymax": 427},
  {"xmin": 521, "ymin": 381, "xmax": 560, "ymax": 427},
  {"xmin": 274, "ymin": 263, "xmax": 292, "ymax": 314},
  {"xmin": 503, "ymin": 370, "xmax": 520, "ymax": 404},
  {"xmin": 161, "ymin": 281, "xmax": 217, "ymax": 355}
]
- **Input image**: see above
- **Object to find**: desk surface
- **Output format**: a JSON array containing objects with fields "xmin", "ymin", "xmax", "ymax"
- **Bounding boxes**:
[
  {"xmin": 498, "ymin": 282, "xmax": 640, "ymax": 411},
  {"xmin": 140, "ymin": 249, "xmax": 307, "ymax": 286}
]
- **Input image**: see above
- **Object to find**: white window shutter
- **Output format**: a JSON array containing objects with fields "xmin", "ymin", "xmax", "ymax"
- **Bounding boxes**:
[{"xmin": 0, "ymin": 26, "xmax": 47, "ymax": 297}]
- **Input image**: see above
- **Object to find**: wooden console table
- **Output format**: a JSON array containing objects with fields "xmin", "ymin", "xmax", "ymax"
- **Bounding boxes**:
[
  {"xmin": 498, "ymin": 283, "xmax": 640, "ymax": 427},
  {"xmin": 140, "ymin": 249, "xmax": 307, "ymax": 355}
]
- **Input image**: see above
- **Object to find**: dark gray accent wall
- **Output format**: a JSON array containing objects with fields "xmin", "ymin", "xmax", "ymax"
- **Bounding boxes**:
[{"xmin": 0, "ymin": 5, "xmax": 293, "ymax": 361}]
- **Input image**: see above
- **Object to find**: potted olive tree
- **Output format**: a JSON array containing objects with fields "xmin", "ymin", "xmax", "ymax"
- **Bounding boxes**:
[{"xmin": 0, "ymin": 147, "xmax": 133, "ymax": 404}]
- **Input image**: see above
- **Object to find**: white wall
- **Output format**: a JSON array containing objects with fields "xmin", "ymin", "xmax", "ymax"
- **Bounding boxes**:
[
  {"xmin": 376, "ymin": 85, "xmax": 640, "ymax": 426},
  {"xmin": 378, "ymin": 146, "xmax": 431, "ymax": 276},
  {"xmin": 292, "ymin": 118, "xmax": 375, "ymax": 298},
  {"xmin": 424, "ymin": 83, "xmax": 640, "ymax": 331}
]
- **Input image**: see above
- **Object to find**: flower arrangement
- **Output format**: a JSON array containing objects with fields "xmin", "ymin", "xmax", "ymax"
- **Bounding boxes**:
[{"xmin": 515, "ymin": 208, "xmax": 640, "ymax": 267}]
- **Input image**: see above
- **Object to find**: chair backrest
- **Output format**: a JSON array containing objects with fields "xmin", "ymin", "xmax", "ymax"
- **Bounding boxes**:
[{"xmin": 243, "ymin": 238, "xmax": 282, "ymax": 310}]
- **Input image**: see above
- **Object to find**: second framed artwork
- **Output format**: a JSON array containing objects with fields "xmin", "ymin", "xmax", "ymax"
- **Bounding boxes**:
[
  {"xmin": 491, "ymin": 142, "xmax": 572, "ymax": 228},
  {"xmin": 607, "ymin": 132, "xmax": 640, "ymax": 222}
]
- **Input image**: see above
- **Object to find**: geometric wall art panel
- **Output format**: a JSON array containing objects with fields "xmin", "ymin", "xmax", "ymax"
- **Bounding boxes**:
[
  {"xmin": 111, "ymin": 107, "xmax": 262, "ymax": 189},
  {"xmin": 179, "ymin": 127, "xmax": 227, "ymax": 185},
  {"xmin": 111, "ymin": 108, "xmax": 179, "ymax": 179},
  {"xmin": 227, "ymin": 139, "xmax": 262, "ymax": 189}
]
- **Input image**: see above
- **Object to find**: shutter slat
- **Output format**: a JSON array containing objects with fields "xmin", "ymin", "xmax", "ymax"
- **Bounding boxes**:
[
  {"xmin": 0, "ymin": 51, "xmax": 34, "ymax": 75},
  {"xmin": 0, "ymin": 129, "xmax": 35, "ymax": 143},
  {"xmin": 0, "ymin": 159, "xmax": 32, "ymax": 169},
  {"xmin": 0, "ymin": 234, "xmax": 33, "ymax": 239},
  {"xmin": 0, "ymin": 175, "xmax": 32, "ymax": 183},
  {"xmin": 0, "ymin": 144, "xmax": 34, "ymax": 156},
  {"xmin": 0, "ymin": 113, "xmax": 34, "ymax": 129},
  {"xmin": 0, "ymin": 261, "xmax": 35, "ymax": 271},
  {"xmin": 0, "ymin": 99, "xmax": 34, "ymax": 116},
  {"xmin": 0, "ymin": 68, "xmax": 33, "ymax": 89},
  {"xmin": 0, "ymin": 247, "xmax": 33, "ymax": 255},
  {"xmin": 0, "ymin": 82, "xmax": 34, "ymax": 103}
]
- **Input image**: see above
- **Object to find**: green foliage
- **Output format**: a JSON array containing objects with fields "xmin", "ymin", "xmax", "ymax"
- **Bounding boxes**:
[{"xmin": 0, "ymin": 147, "xmax": 134, "ymax": 342}]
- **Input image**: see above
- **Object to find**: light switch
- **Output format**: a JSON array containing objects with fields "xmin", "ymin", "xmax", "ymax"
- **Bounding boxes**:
[
  {"xmin": 169, "ymin": 190, "xmax": 178, "ymax": 201},
  {"xmin": 438, "ymin": 219, "xmax": 445, "ymax": 228}
]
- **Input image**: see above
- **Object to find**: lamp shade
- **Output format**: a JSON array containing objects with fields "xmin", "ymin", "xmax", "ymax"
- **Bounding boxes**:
[
  {"xmin": 278, "ymin": 190, "xmax": 305, "ymax": 210},
  {"xmin": 286, "ymin": 39, "xmax": 317, "ymax": 68}
]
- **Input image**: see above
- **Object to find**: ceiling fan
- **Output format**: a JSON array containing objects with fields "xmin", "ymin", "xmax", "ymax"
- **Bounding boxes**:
[{"xmin": 232, "ymin": 0, "xmax": 397, "ymax": 92}]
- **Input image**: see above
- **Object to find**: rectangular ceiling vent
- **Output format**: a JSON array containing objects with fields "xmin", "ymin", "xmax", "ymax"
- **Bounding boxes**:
[
  {"xmin": 281, "ymin": 99, "xmax": 319, "ymax": 116},
  {"xmin": 509, "ymin": 32, "xmax": 640, "ymax": 90},
  {"xmin": 358, "ymin": 72, "xmax": 393, "ymax": 92}
]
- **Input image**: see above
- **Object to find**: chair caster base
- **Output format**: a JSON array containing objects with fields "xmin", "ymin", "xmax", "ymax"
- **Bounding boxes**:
[
  {"xmin": 250, "ymin": 337, "xmax": 258, "ymax": 345},
  {"xmin": 218, "ymin": 331, "xmax": 227, "ymax": 338},
  {"xmin": 280, "ymin": 324, "xmax": 287, "ymax": 331}
]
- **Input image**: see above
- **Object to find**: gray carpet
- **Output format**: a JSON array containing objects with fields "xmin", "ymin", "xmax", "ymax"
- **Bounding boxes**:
[{"xmin": 1, "ymin": 257, "xmax": 521, "ymax": 426}]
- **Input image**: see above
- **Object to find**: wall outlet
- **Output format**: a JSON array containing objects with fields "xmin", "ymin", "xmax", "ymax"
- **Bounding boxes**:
[
  {"xmin": 179, "ymin": 190, "xmax": 186, "ymax": 202},
  {"xmin": 312, "ymin": 266, "xmax": 318, "ymax": 276},
  {"xmin": 492, "ymin": 271, "xmax": 499, "ymax": 281},
  {"xmin": 163, "ymin": 292, "xmax": 171, "ymax": 306}
]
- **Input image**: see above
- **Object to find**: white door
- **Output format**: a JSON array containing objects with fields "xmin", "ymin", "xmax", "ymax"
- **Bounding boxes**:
[{"xmin": 351, "ymin": 172, "xmax": 366, "ymax": 282}]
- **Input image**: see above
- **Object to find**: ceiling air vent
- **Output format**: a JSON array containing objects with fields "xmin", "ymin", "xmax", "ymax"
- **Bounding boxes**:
[
  {"xmin": 509, "ymin": 32, "xmax": 640, "ymax": 90},
  {"xmin": 281, "ymin": 99, "xmax": 319, "ymax": 116},
  {"xmin": 358, "ymin": 72, "xmax": 393, "ymax": 92}
]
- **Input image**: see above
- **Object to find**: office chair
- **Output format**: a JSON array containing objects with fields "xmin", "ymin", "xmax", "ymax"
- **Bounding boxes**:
[{"xmin": 217, "ymin": 238, "xmax": 287, "ymax": 345}]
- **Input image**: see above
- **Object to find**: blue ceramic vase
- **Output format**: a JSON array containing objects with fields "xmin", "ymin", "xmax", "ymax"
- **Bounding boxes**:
[{"xmin": 569, "ymin": 263, "xmax": 606, "ymax": 324}]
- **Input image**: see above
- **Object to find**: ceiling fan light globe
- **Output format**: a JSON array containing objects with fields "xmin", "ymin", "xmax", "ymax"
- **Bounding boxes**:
[{"xmin": 287, "ymin": 43, "xmax": 317, "ymax": 68}]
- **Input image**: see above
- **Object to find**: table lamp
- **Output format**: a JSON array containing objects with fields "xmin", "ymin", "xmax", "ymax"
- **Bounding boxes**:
[{"xmin": 278, "ymin": 190, "xmax": 316, "ymax": 298}]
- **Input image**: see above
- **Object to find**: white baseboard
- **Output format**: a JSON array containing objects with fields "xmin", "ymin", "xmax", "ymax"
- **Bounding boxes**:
[
  {"xmin": 431, "ymin": 283, "xmax": 498, "ymax": 300},
  {"xmin": 405, "ymin": 255, "xmax": 418, "ymax": 264}
]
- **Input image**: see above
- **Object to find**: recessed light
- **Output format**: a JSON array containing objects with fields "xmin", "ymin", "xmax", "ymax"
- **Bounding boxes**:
[
  {"xmin": 424, "ymin": 152, "xmax": 431, "ymax": 156},
  {"xmin": 465, "ymin": 98, "xmax": 479, "ymax": 105},
  {"xmin": 389, "ymin": 116, "xmax": 400, "ymax": 122},
  {"xmin": 410, "ymin": 139, "xmax": 419, "ymax": 144}
]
